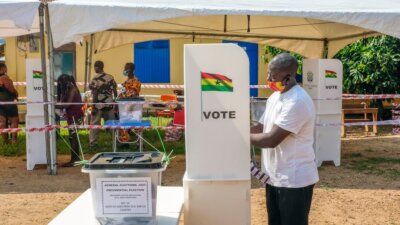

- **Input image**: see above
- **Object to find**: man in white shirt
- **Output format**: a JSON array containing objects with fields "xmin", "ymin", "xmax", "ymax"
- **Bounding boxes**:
[{"xmin": 251, "ymin": 53, "xmax": 319, "ymax": 225}]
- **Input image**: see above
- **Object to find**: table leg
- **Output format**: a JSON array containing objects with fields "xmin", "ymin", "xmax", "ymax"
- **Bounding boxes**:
[
  {"xmin": 139, "ymin": 130, "xmax": 143, "ymax": 152},
  {"xmin": 341, "ymin": 112, "xmax": 346, "ymax": 138},
  {"xmin": 112, "ymin": 129, "xmax": 117, "ymax": 152},
  {"xmin": 373, "ymin": 112, "xmax": 378, "ymax": 135},
  {"xmin": 364, "ymin": 112, "xmax": 369, "ymax": 133}
]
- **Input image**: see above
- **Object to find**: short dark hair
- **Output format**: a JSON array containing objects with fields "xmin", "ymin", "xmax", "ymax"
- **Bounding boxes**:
[
  {"xmin": 0, "ymin": 63, "xmax": 6, "ymax": 69},
  {"xmin": 269, "ymin": 53, "xmax": 298, "ymax": 76},
  {"xmin": 94, "ymin": 60, "xmax": 104, "ymax": 69},
  {"xmin": 126, "ymin": 62, "xmax": 135, "ymax": 71}
]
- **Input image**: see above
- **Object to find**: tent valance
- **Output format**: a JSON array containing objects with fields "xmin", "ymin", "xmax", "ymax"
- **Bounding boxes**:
[
  {"xmin": 0, "ymin": 0, "xmax": 40, "ymax": 38},
  {"xmin": 48, "ymin": 0, "xmax": 400, "ymax": 58}
]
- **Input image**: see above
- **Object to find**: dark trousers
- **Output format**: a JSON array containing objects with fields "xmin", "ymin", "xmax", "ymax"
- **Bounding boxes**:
[
  {"xmin": 266, "ymin": 184, "xmax": 315, "ymax": 225},
  {"xmin": 67, "ymin": 117, "xmax": 82, "ymax": 162}
]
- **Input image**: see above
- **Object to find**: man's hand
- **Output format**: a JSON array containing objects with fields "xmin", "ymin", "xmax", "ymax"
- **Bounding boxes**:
[{"xmin": 251, "ymin": 122, "xmax": 263, "ymax": 134}]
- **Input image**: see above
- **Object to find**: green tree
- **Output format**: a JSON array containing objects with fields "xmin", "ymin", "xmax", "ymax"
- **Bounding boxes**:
[
  {"xmin": 334, "ymin": 35, "xmax": 400, "ymax": 119},
  {"xmin": 334, "ymin": 35, "xmax": 400, "ymax": 94},
  {"xmin": 263, "ymin": 45, "xmax": 304, "ymax": 75}
]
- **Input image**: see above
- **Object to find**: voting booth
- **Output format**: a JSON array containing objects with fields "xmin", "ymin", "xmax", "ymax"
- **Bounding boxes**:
[
  {"xmin": 184, "ymin": 44, "xmax": 251, "ymax": 225},
  {"xmin": 25, "ymin": 59, "xmax": 48, "ymax": 170},
  {"xmin": 303, "ymin": 59, "xmax": 343, "ymax": 166}
]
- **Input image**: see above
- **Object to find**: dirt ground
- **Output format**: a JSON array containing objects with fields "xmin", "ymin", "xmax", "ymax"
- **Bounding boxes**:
[{"xmin": 0, "ymin": 134, "xmax": 400, "ymax": 225}]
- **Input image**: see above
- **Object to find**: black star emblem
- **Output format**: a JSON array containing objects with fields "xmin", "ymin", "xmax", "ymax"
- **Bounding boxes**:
[{"xmin": 216, "ymin": 79, "xmax": 222, "ymax": 85}]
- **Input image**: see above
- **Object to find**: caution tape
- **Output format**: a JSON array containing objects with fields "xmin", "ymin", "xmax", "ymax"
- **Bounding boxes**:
[
  {"xmin": 2, "ymin": 119, "xmax": 400, "ymax": 133},
  {"xmin": 342, "ymin": 94, "xmax": 400, "ymax": 99},
  {"xmin": 316, "ymin": 119, "xmax": 400, "ymax": 127},
  {"xmin": 0, "ymin": 100, "xmax": 183, "ymax": 105},
  {"xmin": 0, "ymin": 125, "xmax": 184, "ymax": 133},
  {"xmin": 13, "ymin": 82, "xmax": 268, "ymax": 89}
]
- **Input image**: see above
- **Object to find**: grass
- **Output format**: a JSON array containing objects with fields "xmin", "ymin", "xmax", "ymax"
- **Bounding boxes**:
[
  {"xmin": 348, "ymin": 157, "xmax": 400, "ymax": 179},
  {"xmin": 0, "ymin": 116, "xmax": 185, "ymax": 158}
]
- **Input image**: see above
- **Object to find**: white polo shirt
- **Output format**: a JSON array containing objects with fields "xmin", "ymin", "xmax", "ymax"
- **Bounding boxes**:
[{"xmin": 259, "ymin": 85, "xmax": 319, "ymax": 188}]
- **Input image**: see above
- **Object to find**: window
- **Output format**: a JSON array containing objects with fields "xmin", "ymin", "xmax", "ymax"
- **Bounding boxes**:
[
  {"xmin": 134, "ymin": 40, "xmax": 170, "ymax": 83},
  {"xmin": 54, "ymin": 43, "xmax": 76, "ymax": 79}
]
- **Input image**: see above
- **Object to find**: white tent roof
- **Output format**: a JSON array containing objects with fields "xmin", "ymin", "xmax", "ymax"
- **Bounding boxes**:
[
  {"xmin": 48, "ymin": 0, "xmax": 400, "ymax": 58},
  {"xmin": 0, "ymin": 0, "xmax": 40, "ymax": 38}
]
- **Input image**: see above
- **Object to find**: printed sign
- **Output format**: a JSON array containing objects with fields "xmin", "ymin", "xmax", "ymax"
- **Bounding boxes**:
[{"xmin": 96, "ymin": 177, "xmax": 152, "ymax": 217}]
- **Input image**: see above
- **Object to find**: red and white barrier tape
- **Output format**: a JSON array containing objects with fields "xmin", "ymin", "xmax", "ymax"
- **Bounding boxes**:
[
  {"xmin": 342, "ymin": 94, "xmax": 400, "ymax": 99},
  {"xmin": 0, "ymin": 100, "xmax": 183, "ymax": 105},
  {"xmin": 13, "ymin": 81, "xmax": 400, "ymax": 100},
  {"xmin": 0, "ymin": 125, "xmax": 184, "ymax": 133},
  {"xmin": 2, "ymin": 119, "xmax": 400, "ymax": 133},
  {"xmin": 316, "ymin": 119, "xmax": 400, "ymax": 127},
  {"xmin": 13, "ymin": 82, "xmax": 270, "ymax": 89}
]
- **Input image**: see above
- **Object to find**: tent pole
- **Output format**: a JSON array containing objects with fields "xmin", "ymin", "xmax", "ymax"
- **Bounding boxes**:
[
  {"xmin": 108, "ymin": 28, "xmax": 378, "ymax": 43},
  {"xmin": 323, "ymin": 39, "xmax": 328, "ymax": 58},
  {"xmin": 223, "ymin": 15, "xmax": 227, "ymax": 32},
  {"xmin": 45, "ymin": 3, "xmax": 57, "ymax": 175},
  {"xmin": 39, "ymin": 3, "xmax": 54, "ymax": 175},
  {"xmin": 84, "ymin": 41, "xmax": 89, "ymax": 92},
  {"xmin": 109, "ymin": 28, "xmax": 324, "ymax": 41},
  {"xmin": 88, "ymin": 34, "xmax": 94, "ymax": 82}
]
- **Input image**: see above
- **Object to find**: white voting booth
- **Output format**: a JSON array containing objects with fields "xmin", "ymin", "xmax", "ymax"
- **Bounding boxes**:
[
  {"xmin": 184, "ymin": 44, "xmax": 251, "ymax": 225},
  {"xmin": 303, "ymin": 59, "xmax": 343, "ymax": 166},
  {"xmin": 26, "ymin": 59, "xmax": 48, "ymax": 170}
]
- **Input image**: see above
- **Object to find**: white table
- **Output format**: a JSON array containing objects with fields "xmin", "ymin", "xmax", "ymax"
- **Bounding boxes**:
[{"xmin": 48, "ymin": 186, "xmax": 183, "ymax": 225}]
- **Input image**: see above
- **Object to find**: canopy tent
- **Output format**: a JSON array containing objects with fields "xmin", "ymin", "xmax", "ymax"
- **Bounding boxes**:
[
  {"xmin": 0, "ymin": 0, "xmax": 40, "ymax": 38},
  {"xmin": 48, "ymin": 0, "xmax": 400, "ymax": 58}
]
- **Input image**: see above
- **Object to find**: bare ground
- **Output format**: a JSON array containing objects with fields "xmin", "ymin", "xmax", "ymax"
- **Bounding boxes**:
[{"xmin": 1, "ymin": 134, "xmax": 400, "ymax": 225}]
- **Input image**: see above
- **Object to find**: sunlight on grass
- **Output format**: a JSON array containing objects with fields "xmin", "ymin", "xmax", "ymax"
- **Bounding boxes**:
[{"xmin": 0, "ymin": 117, "xmax": 184, "ymax": 157}]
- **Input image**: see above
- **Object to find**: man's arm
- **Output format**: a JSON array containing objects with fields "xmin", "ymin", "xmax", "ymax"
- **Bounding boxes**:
[
  {"xmin": 251, "ymin": 124, "xmax": 291, "ymax": 148},
  {"xmin": 112, "ymin": 79, "xmax": 117, "ymax": 98}
]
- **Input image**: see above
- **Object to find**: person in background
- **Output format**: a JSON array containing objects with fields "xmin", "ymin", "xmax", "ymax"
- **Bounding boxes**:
[
  {"xmin": 89, "ymin": 60, "xmax": 117, "ymax": 148},
  {"xmin": 0, "ymin": 63, "xmax": 19, "ymax": 144},
  {"xmin": 119, "ymin": 62, "xmax": 141, "ymax": 98},
  {"xmin": 118, "ymin": 63, "xmax": 142, "ymax": 143},
  {"xmin": 250, "ymin": 53, "xmax": 318, "ymax": 225},
  {"xmin": 56, "ymin": 74, "xmax": 84, "ymax": 167}
]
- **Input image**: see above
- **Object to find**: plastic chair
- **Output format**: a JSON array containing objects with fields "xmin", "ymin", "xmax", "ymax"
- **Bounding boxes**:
[{"xmin": 172, "ymin": 109, "xmax": 185, "ymax": 126}]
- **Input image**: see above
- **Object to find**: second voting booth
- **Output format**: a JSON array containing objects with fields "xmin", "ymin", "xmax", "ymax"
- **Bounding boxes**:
[
  {"xmin": 26, "ymin": 59, "xmax": 49, "ymax": 170},
  {"xmin": 303, "ymin": 59, "xmax": 343, "ymax": 166}
]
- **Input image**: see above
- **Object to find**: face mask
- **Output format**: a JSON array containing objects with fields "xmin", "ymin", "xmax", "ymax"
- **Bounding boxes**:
[
  {"xmin": 267, "ymin": 81, "xmax": 285, "ymax": 92},
  {"xmin": 123, "ymin": 70, "xmax": 129, "ymax": 76},
  {"xmin": 267, "ymin": 75, "xmax": 290, "ymax": 92}
]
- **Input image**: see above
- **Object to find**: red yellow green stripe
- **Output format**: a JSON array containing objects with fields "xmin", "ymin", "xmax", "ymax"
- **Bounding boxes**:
[
  {"xmin": 201, "ymin": 72, "xmax": 233, "ymax": 92},
  {"xmin": 325, "ymin": 70, "xmax": 337, "ymax": 78},
  {"xmin": 33, "ymin": 70, "xmax": 43, "ymax": 79}
]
